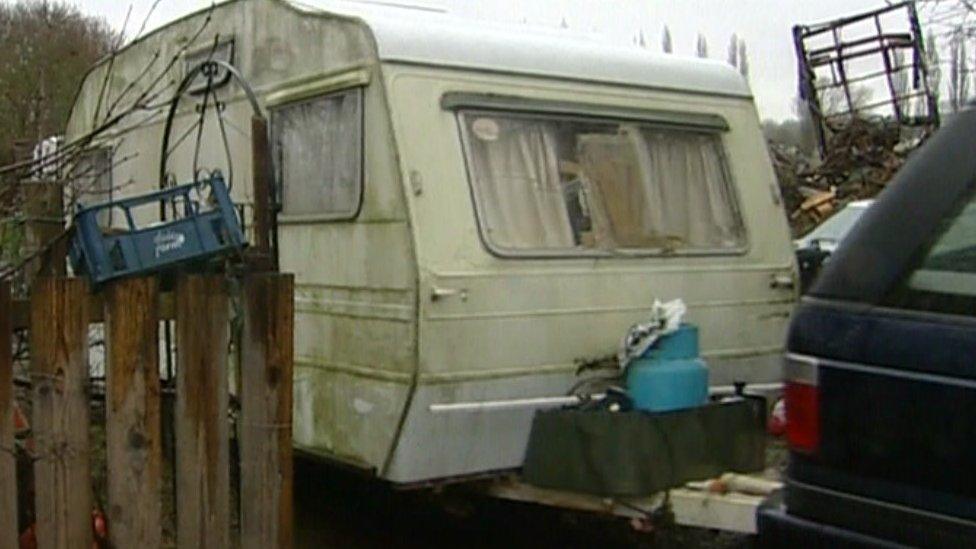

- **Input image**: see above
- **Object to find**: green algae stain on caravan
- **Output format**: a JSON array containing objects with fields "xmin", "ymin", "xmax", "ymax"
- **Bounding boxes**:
[{"xmin": 65, "ymin": 0, "xmax": 796, "ymax": 485}]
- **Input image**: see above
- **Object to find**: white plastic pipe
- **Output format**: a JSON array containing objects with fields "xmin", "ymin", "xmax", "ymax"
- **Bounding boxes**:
[
  {"xmin": 428, "ymin": 394, "xmax": 606, "ymax": 413},
  {"xmin": 709, "ymin": 382, "xmax": 783, "ymax": 396}
]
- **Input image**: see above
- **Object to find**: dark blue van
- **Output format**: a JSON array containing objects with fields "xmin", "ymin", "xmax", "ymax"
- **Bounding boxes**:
[{"xmin": 758, "ymin": 109, "xmax": 976, "ymax": 548}]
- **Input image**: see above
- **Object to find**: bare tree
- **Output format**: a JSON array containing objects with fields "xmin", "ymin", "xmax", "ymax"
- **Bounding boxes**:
[
  {"xmin": 662, "ymin": 25, "xmax": 673, "ymax": 54},
  {"xmin": 949, "ymin": 31, "xmax": 970, "ymax": 111},
  {"xmin": 696, "ymin": 33, "xmax": 708, "ymax": 58},
  {"xmin": 738, "ymin": 40, "xmax": 749, "ymax": 79},
  {"xmin": 926, "ymin": 30, "xmax": 943, "ymax": 111},
  {"xmin": 0, "ymin": 1, "xmax": 116, "ymax": 166},
  {"xmin": 919, "ymin": 1, "xmax": 976, "ymax": 112},
  {"xmin": 891, "ymin": 48, "xmax": 911, "ymax": 116},
  {"xmin": 0, "ymin": 1, "xmax": 115, "ymax": 268},
  {"xmin": 763, "ymin": 103, "xmax": 818, "ymax": 156},
  {"xmin": 0, "ymin": 2, "xmax": 219, "ymax": 281},
  {"xmin": 727, "ymin": 33, "xmax": 739, "ymax": 67},
  {"xmin": 820, "ymin": 86, "xmax": 875, "ymax": 118},
  {"xmin": 726, "ymin": 34, "xmax": 749, "ymax": 79}
]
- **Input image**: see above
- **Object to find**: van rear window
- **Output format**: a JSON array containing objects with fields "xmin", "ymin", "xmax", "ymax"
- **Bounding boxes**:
[
  {"xmin": 458, "ymin": 111, "xmax": 745, "ymax": 255},
  {"xmin": 894, "ymin": 194, "xmax": 976, "ymax": 314}
]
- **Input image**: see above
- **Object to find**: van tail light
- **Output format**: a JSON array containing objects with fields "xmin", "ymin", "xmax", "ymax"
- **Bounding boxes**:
[{"xmin": 784, "ymin": 354, "xmax": 820, "ymax": 453}]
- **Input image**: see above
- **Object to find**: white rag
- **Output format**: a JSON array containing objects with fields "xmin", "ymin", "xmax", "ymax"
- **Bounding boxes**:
[{"xmin": 618, "ymin": 299, "xmax": 687, "ymax": 369}]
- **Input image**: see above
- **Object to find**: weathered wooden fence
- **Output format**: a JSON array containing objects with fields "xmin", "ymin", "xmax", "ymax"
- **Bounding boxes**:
[
  {"xmin": 0, "ymin": 273, "xmax": 294, "ymax": 549},
  {"xmin": 1, "ymin": 280, "xmax": 16, "ymax": 549}
]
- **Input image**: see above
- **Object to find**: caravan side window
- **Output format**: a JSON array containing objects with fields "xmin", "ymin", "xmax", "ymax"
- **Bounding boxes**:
[
  {"xmin": 71, "ymin": 147, "xmax": 113, "ymax": 227},
  {"xmin": 272, "ymin": 88, "xmax": 363, "ymax": 218},
  {"xmin": 459, "ymin": 111, "xmax": 746, "ymax": 256}
]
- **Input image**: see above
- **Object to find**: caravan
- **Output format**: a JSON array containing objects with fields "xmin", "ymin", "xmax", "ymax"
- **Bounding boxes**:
[{"xmin": 66, "ymin": 0, "xmax": 796, "ymax": 485}]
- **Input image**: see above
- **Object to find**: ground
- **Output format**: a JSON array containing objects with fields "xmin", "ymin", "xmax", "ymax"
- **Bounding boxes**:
[
  {"xmin": 14, "ymin": 375, "xmax": 782, "ymax": 548},
  {"xmin": 292, "ymin": 456, "xmax": 760, "ymax": 549}
]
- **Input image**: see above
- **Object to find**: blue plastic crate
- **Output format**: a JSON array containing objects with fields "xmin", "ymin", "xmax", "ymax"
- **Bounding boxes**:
[{"xmin": 69, "ymin": 174, "xmax": 246, "ymax": 286}]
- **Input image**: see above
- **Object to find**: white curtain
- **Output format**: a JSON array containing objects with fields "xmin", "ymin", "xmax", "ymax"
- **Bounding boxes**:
[
  {"xmin": 467, "ymin": 119, "xmax": 575, "ymax": 249},
  {"xmin": 578, "ymin": 127, "xmax": 743, "ymax": 250},
  {"xmin": 630, "ymin": 128, "xmax": 742, "ymax": 249},
  {"xmin": 466, "ymin": 114, "xmax": 743, "ymax": 253},
  {"xmin": 275, "ymin": 89, "xmax": 362, "ymax": 217}
]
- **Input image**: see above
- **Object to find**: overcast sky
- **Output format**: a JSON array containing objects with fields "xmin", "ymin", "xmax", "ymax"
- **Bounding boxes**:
[{"xmin": 69, "ymin": 0, "xmax": 893, "ymax": 120}]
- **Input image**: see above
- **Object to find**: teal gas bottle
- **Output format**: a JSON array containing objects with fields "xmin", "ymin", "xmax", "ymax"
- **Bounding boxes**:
[{"xmin": 625, "ymin": 324, "xmax": 709, "ymax": 413}]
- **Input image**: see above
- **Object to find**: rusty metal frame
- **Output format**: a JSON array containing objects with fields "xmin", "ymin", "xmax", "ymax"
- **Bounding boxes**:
[{"xmin": 794, "ymin": 1, "xmax": 940, "ymax": 156}]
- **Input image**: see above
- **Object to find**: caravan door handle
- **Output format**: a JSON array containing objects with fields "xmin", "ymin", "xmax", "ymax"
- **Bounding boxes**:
[
  {"xmin": 770, "ymin": 273, "xmax": 795, "ymax": 290},
  {"xmin": 430, "ymin": 286, "xmax": 468, "ymax": 302}
]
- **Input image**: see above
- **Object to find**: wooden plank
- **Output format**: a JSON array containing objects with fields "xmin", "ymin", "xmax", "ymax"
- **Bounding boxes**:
[
  {"xmin": 251, "ymin": 116, "xmax": 272, "ymax": 256},
  {"xmin": 31, "ymin": 277, "xmax": 91, "ymax": 549},
  {"xmin": 12, "ymin": 298, "xmax": 30, "ymax": 331},
  {"xmin": 176, "ymin": 275, "xmax": 230, "ymax": 548},
  {"xmin": 0, "ymin": 282, "xmax": 17, "ymax": 549},
  {"xmin": 12, "ymin": 291, "xmax": 177, "ymax": 330},
  {"xmin": 240, "ymin": 273, "xmax": 294, "ymax": 549},
  {"xmin": 21, "ymin": 181, "xmax": 65, "ymax": 285},
  {"xmin": 244, "ymin": 117, "xmax": 275, "ymax": 271},
  {"xmin": 104, "ymin": 276, "xmax": 162, "ymax": 547}
]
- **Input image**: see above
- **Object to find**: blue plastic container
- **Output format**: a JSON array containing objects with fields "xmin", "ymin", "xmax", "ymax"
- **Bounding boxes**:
[
  {"xmin": 69, "ymin": 174, "xmax": 245, "ymax": 286},
  {"xmin": 626, "ymin": 324, "xmax": 709, "ymax": 413}
]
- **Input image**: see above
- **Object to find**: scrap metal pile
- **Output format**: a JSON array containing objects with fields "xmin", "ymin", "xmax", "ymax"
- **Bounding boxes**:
[
  {"xmin": 782, "ymin": 1, "xmax": 938, "ymax": 236},
  {"xmin": 772, "ymin": 119, "xmax": 920, "ymax": 236}
]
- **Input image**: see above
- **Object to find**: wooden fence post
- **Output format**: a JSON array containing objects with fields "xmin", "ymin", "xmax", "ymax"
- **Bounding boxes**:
[
  {"xmin": 240, "ymin": 273, "xmax": 293, "ymax": 549},
  {"xmin": 22, "ymin": 181, "xmax": 65, "ymax": 282},
  {"xmin": 176, "ymin": 275, "xmax": 230, "ymax": 548},
  {"xmin": 31, "ymin": 277, "xmax": 90, "ymax": 549},
  {"xmin": 251, "ymin": 116, "xmax": 271, "ymax": 258},
  {"xmin": 0, "ymin": 281, "xmax": 17, "ymax": 549},
  {"xmin": 104, "ymin": 276, "xmax": 162, "ymax": 547}
]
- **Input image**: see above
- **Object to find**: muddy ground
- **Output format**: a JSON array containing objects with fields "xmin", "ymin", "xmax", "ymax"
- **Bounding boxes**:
[
  {"xmin": 290, "ymin": 423, "xmax": 788, "ymax": 548},
  {"xmin": 292, "ymin": 456, "xmax": 757, "ymax": 549}
]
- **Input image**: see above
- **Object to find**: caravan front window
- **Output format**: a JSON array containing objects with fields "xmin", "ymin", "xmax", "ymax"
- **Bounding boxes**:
[
  {"xmin": 71, "ymin": 147, "xmax": 113, "ymax": 228},
  {"xmin": 272, "ymin": 88, "xmax": 363, "ymax": 219},
  {"xmin": 459, "ymin": 111, "xmax": 746, "ymax": 255}
]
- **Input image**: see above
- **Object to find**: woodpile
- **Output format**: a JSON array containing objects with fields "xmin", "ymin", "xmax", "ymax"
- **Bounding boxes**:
[{"xmin": 771, "ymin": 119, "xmax": 924, "ymax": 236}]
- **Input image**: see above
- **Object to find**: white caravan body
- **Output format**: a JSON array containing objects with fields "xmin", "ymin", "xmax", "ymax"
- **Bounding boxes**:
[{"xmin": 66, "ymin": 0, "xmax": 796, "ymax": 484}]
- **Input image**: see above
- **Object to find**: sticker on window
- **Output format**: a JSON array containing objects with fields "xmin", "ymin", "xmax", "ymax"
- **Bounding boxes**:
[
  {"xmin": 459, "ymin": 111, "xmax": 746, "ymax": 254},
  {"xmin": 471, "ymin": 118, "xmax": 500, "ymax": 141}
]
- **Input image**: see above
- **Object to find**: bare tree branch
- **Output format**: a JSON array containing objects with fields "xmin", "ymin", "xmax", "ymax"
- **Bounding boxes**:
[{"xmin": 0, "ymin": 3, "xmax": 219, "ymax": 281}]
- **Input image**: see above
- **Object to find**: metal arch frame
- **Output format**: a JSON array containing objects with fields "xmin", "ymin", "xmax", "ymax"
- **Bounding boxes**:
[
  {"xmin": 155, "ymin": 57, "xmax": 274, "ymax": 390},
  {"xmin": 158, "ymin": 58, "xmax": 263, "ymax": 187}
]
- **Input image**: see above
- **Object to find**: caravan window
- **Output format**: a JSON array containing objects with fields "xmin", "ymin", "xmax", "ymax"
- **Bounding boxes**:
[
  {"xmin": 273, "ymin": 88, "xmax": 363, "ymax": 219},
  {"xmin": 71, "ymin": 148, "xmax": 113, "ymax": 228},
  {"xmin": 459, "ymin": 111, "xmax": 746, "ymax": 255}
]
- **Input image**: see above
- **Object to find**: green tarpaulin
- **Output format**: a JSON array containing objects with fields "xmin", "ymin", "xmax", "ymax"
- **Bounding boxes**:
[{"xmin": 522, "ymin": 400, "xmax": 766, "ymax": 496}]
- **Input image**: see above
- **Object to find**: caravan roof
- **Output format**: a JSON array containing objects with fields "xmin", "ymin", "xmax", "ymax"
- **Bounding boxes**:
[
  {"xmin": 286, "ymin": 0, "xmax": 751, "ymax": 97},
  {"xmin": 90, "ymin": 0, "xmax": 751, "ymax": 99}
]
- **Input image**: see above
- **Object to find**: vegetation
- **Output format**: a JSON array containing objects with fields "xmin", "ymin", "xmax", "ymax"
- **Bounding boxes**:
[
  {"xmin": 919, "ymin": 1, "xmax": 976, "ymax": 113},
  {"xmin": 0, "ymin": 1, "xmax": 116, "ymax": 269},
  {"xmin": 727, "ymin": 33, "xmax": 748, "ymax": 79},
  {"xmin": 0, "ymin": 1, "xmax": 116, "ymax": 165}
]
